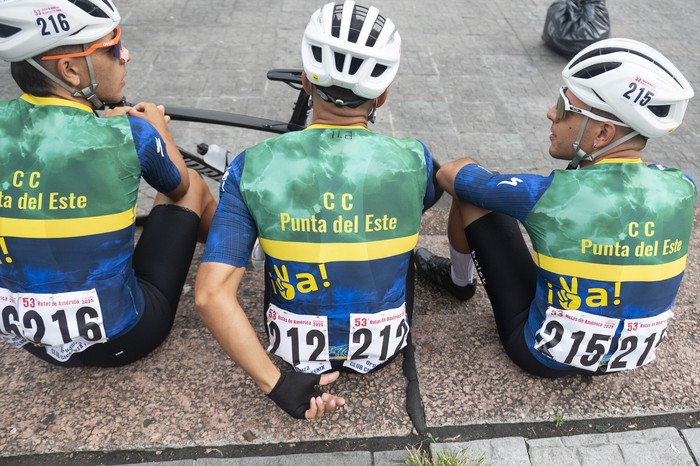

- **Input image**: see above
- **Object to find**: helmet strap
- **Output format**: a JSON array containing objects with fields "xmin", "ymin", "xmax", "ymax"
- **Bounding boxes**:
[
  {"xmin": 367, "ymin": 105, "xmax": 377, "ymax": 124},
  {"xmin": 315, "ymin": 86, "xmax": 367, "ymax": 108},
  {"xmin": 79, "ymin": 54, "xmax": 104, "ymax": 109},
  {"xmin": 567, "ymin": 115, "xmax": 640, "ymax": 170},
  {"xmin": 26, "ymin": 52, "xmax": 104, "ymax": 110},
  {"xmin": 567, "ymin": 116, "xmax": 593, "ymax": 170}
]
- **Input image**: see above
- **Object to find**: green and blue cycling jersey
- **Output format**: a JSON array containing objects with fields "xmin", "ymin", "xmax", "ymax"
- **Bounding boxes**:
[
  {"xmin": 0, "ymin": 95, "xmax": 181, "ymax": 352},
  {"xmin": 454, "ymin": 159, "xmax": 696, "ymax": 371},
  {"xmin": 203, "ymin": 124, "xmax": 439, "ymax": 373}
]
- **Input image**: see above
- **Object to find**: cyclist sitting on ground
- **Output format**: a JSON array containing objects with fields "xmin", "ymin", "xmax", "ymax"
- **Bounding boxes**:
[
  {"xmin": 0, "ymin": 0, "xmax": 217, "ymax": 367},
  {"xmin": 196, "ymin": 0, "xmax": 442, "ymax": 419},
  {"xmin": 416, "ymin": 38, "xmax": 696, "ymax": 377}
]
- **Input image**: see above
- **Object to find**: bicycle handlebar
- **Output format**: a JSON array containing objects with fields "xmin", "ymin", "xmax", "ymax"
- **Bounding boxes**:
[
  {"xmin": 165, "ymin": 68, "xmax": 308, "ymax": 133},
  {"xmin": 266, "ymin": 69, "xmax": 303, "ymax": 87},
  {"xmin": 165, "ymin": 106, "xmax": 292, "ymax": 134}
]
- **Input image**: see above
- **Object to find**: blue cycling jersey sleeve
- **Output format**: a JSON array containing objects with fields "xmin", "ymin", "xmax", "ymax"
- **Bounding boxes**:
[
  {"xmin": 201, "ymin": 150, "xmax": 257, "ymax": 267},
  {"xmin": 128, "ymin": 116, "xmax": 181, "ymax": 194},
  {"xmin": 420, "ymin": 141, "xmax": 441, "ymax": 212},
  {"xmin": 454, "ymin": 163, "xmax": 554, "ymax": 222}
]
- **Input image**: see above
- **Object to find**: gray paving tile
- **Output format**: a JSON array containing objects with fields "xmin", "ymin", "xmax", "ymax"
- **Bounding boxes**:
[
  {"xmin": 529, "ymin": 428, "xmax": 696, "ymax": 466},
  {"xmin": 432, "ymin": 437, "xmax": 530, "ymax": 466},
  {"xmin": 196, "ymin": 452, "xmax": 371, "ymax": 465},
  {"xmin": 373, "ymin": 449, "xmax": 411, "ymax": 466}
]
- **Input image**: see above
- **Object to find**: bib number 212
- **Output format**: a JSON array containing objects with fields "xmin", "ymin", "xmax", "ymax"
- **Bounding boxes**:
[{"xmin": 343, "ymin": 305, "xmax": 409, "ymax": 374}]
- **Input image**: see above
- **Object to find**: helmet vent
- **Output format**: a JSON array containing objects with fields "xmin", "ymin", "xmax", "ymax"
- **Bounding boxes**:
[
  {"xmin": 98, "ymin": 0, "xmax": 116, "ymax": 13},
  {"xmin": 312, "ymin": 45, "xmax": 322, "ymax": 63},
  {"xmin": 349, "ymin": 56, "xmax": 363, "ymax": 75},
  {"xmin": 347, "ymin": 5, "xmax": 365, "ymax": 44},
  {"xmin": 0, "ymin": 24, "xmax": 21, "ymax": 39},
  {"xmin": 573, "ymin": 61, "xmax": 621, "ymax": 79},
  {"xmin": 331, "ymin": 5, "xmax": 343, "ymax": 39},
  {"xmin": 330, "ymin": 3, "xmax": 386, "ymax": 47},
  {"xmin": 371, "ymin": 64, "xmax": 387, "ymax": 78},
  {"xmin": 68, "ymin": 0, "xmax": 109, "ymax": 18},
  {"xmin": 365, "ymin": 14, "xmax": 385, "ymax": 47},
  {"xmin": 649, "ymin": 105, "xmax": 670, "ymax": 118},
  {"xmin": 572, "ymin": 47, "xmax": 683, "ymax": 88},
  {"xmin": 334, "ymin": 52, "xmax": 345, "ymax": 72}
]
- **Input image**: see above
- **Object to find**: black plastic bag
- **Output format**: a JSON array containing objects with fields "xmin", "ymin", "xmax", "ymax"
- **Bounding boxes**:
[{"xmin": 542, "ymin": 0, "xmax": 611, "ymax": 58}]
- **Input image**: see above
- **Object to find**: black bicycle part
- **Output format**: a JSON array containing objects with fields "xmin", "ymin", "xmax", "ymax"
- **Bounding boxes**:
[
  {"xmin": 134, "ymin": 69, "xmax": 310, "ymax": 226},
  {"xmin": 165, "ymin": 106, "xmax": 292, "ymax": 135},
  {"xmin": 266, "ymin": 69, "xmax": 310, "ymax": 131}
]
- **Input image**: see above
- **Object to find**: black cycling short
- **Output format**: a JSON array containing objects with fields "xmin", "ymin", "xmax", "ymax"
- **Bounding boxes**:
[
  {"xmin": 466, "ymin": 212, "xmax": 585, "ymax": 378},
  {"xmin": 23, "ymin": 204, "xmax": 200, "ymax": 367}
]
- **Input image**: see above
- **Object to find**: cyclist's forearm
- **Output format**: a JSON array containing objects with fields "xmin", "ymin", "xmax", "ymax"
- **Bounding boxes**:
[{"xmin": 195, "ymin": 264, "xmax": 281, "ymax": 394}]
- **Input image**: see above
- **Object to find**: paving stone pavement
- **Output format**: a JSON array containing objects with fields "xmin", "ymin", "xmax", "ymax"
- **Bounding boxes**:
[
  {"xmin": 1, "ymin": 0, "xmax": 700, "ymax": 465},
  {"xmin": 108, "ymin": 427, "xmax": 700, "ymax": 465}
]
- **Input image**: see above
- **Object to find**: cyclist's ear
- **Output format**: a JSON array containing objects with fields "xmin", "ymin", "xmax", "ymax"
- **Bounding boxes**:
[
  {"xmin": 374, "ymin": 89, "xmax": 389, "ymax": 108},
  {"xmin": 301, "ymin": 72, "xmax": 313, "ymax": 96},
  {"xmin": 52, "ymin": 57, "xmax": 83, "ymax": 88}
]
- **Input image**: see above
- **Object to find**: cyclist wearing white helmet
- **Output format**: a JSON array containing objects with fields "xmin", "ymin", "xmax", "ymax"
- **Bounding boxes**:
[
  {"xmin": 0, "ymin": 0, "xmax": 217, "ymax": 367},
  {"xmin": 196, "ymin": 1, "xmax": 442, "ymax": 419},
  {"xmin": 416, "ymin": 38, "xmax": 696, "ymax": 377}
]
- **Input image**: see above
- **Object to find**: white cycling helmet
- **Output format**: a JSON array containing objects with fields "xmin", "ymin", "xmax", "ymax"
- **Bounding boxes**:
[
  {"xmin": 562, "ymin": 38, "xmax": 694, "ymax": 138},
  {"xmin": 0, "ymin": 0, "xmax": 120, "ymax": 62},
  {"xmin": 0, "ymin": 0, "xmax": 121, "ymax": 109},
  {"xmin": 301, "ymin": 0, "xmax": 401, "ymax": 100}
]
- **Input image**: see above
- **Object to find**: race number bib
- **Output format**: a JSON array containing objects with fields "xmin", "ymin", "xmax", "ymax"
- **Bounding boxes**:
[
  {"xmin": 343, "ymin": 305, "xmax": 409, "ymax": 374},
  {"xmin": 534, "ymin": 307, "xmax": 619, "ymax": 371},
  {"xmin": 534, "ymin": 307, "xmax": 673, "ymax": 372},
  {"xmin": 0, "ymin": 288, "xmax": 107, "ymax": 362},
  {"xmin": 604, "ymin": 310, "xmax": 672, "ymax": 372},
  {"xmin": 266, "ymin": 304, "xmax": 332, "ymax": 374},
  {"xmin": 33, "ymin": 7, "xmax": 73, "ymax": 39}
]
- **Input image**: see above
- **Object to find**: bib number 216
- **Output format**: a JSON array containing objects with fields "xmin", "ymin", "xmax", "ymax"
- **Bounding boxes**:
[{"xmin": 0, "ymin": 288, "xmax": 106, "ymax": 362}]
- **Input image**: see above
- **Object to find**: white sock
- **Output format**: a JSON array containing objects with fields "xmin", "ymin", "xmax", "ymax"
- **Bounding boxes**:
[{"xmin": 449, "ymin": 243, "xmax": 475, "ymax": 287}]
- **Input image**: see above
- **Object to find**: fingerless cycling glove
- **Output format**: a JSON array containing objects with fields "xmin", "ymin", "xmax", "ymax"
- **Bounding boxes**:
[{"xmin": 267, "ymin": 371, "xmax": 323, "ymax": 419}]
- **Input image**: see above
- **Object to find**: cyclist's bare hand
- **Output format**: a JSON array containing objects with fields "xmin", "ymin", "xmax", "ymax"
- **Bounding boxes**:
[
  {"xmin": 305, "ymin": 372, "xmax": 346, "ymax": 420},
  {"xmin": 128, "ymin": 102, "xmax": 171, "ymax": 135}
]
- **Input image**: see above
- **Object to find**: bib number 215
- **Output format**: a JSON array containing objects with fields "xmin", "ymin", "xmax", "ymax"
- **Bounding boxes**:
[{"xmin": 534, "ymin": 307, "xmax": 672, "ymax": 372}]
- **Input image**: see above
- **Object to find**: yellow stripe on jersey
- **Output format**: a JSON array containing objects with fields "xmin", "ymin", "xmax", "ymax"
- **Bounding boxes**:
[
  {"xmin": 533, "ymin": 251, "xmax": 687, "ymax": 282},
  {"xmin": 259, "ymin": 234, "xmax": 419, "ymax": 263},
  {"xmin": 21, "ymin": 93, "xmax": 93, "ymax": 113},
  {"xmin": 0, "ymin": 207, "xmax": 136, "ymax": 238}
]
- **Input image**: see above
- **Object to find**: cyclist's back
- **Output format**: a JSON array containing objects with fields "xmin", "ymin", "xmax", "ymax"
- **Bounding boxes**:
[
  {"xmin": 418, "ymin": 38, "xmax": 696, "ymax": 378},
  {"xmin": 196, "ymin": 1, "xmax": 441, "ymax": 419},
  {"xmin": 0, "ymin": 0, "xmax": 216, "ymax": 367},
  {"xmin": 0, "ymin": 97, "xmax": 144, "ymax": 342},
  {"xmin": 212, "ymin": 125, "xmax": 436, "ymax": 374}
]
